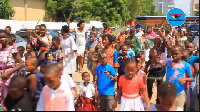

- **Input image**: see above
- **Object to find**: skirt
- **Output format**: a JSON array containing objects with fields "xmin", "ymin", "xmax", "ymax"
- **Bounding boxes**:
[
  {"xmin": 76, "ymin": 96, "xmax": 98, "ymax": 111},
  {"xmin": 120, "ymin": 96, "xmax": 144, "ymax": 111}
]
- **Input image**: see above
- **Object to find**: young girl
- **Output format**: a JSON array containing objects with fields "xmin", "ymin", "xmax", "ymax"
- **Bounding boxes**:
[
  {"xmin": 148, "ymin": 82, "xmax": 183, "ymax": 111},
  {"xmin": 102, "ymin": 34, "xmax": 119, "ymax": 71},
  {"xmin": 0, "ymin": 30, "xmax": 23, "ymax": 102},
  {"xmin": 77, "ymin": 72, "xmax": 98, "ymax": 111},
  {"xmin": 112, "ymin": 59, "xmax": 150, "ymax": 111},
  {"xmin": 36, "ymin": 64, "xmax": 74, "ymax": 111},
  {"xmin": 41, "ymin": 37, "xmax": 64, "ymax": 64},
  {"xmin": 85, "ymin": 32, "xmax": 99, "ymax": 82},
  {"xmin": 165, "ymin": 45, "xmax": 194, "ymax": 109},
  {"xmin": 24, "ymin": 43, "xmax": 36, "ymax": 58}
]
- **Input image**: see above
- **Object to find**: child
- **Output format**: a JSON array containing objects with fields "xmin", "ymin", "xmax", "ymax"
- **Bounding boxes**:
[
  {"xmin": 77, "ymin": 72, "xmax": 98, "ymax": 111},
  {"xmin": 2, "ymin": 75, "xmax": 33, "ymax": 111},
  {"xmin": 148, "ymin": 82, "xmax": 183, "ymax": 111},
  {"xmin": 95, "ymin": 51, "xmax": 117, "ymax": 111},
  {"xmin": 36, "ymin": 64, "xmax": 74, "ymax": 111},
  {"xmin": 112, "ymin": 59, "xmax": 150, "ymax": 111},
  {"xmin": 123, "ymin": 39, "xmax": 135, "ymax": 58},
  {"xmin": 24, "ymin": 43, "xmax": 36, "ymax": 58},
  {"xmin": 25, "ymin": 57, "xmax": 45, "ymax": 107},
  {"xmin": 0, "ymin": 30, "xmax": 24, "ymax": 102},
  {"xmin": 184, "ymin": 43, "xmax": 199, "ymax": 111},
  {"xmin": 85, "ymin": 32, "xmax": 99, "ymax": 82},
  {"xmin": 165, "ymin": 45, "xmax": 194, "ymax": 109},
  {"xmin": 102, "ymin": 34, "xmax": 119, "ymax": 72},
  {"xmin": 127, "ymin": 29, "xmax": 140, "ymax": 54},
  {"xmin": 41, "ymin": 37, "xmax": 64, "ymax": 69},
  {"xmin": 118, "ymin": 45, "xmax": 133, "ymax": 89}
]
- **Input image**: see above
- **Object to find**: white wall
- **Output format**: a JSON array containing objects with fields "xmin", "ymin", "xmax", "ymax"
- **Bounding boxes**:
[{"xmin": 0, "ymin": 19, "xmax": 104, "ymax": 33}]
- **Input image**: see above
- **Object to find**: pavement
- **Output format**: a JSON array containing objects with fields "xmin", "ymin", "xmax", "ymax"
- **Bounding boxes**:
[{"xmin": 72, "ymin": 64, "xmax": 199, "ymax": 111}]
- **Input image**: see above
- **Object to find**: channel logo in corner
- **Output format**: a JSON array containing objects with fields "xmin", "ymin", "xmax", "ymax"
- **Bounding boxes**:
[{"xmin": 167, "ymin": 8, "xmax": 185, "ymax": 26}]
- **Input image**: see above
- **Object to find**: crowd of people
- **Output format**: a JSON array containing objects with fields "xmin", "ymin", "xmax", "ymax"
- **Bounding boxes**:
[{"xmin": 0, "ymin": 20, "xmax": 199, "ymax": 111}]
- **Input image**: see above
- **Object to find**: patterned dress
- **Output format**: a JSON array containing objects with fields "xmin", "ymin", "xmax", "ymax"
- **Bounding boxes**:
[
  {"xmin": 0, "ymin": 46, "xmax": 17, "ymax": 102},
  {"xmin": 127, "ymin": 36, "xmax": 140, "ymax": 54},
  {"xmin": 47, "ymin": 48, "xmax": 64, "ymax": 64}
]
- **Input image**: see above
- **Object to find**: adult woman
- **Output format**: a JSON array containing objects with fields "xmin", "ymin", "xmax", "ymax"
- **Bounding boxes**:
[
  {"xmin": 69, "ymin": 20, "xmax": 87, "ymax": 73},
  {"xmin": 0, "ymin": 30, "xmax": 23, "ymax": 102},
  {"xmin": 61, "ymin": 25, "xmax": 77, "ymax": 77}
]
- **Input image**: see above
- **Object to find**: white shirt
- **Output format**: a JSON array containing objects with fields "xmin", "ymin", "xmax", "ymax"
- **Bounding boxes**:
[
  {"xmin": 135, "ymin": 31, "xmax": 144, "ymax": 40},
  {"xmin": 61, "ymin": 74, "xmax": 76, "ymax": 90},
  {"xmin": 78, "ymin": 82, "xmax": 95, "ymax": 99},
  {"xmin": 144, "ymin": 48, "xmax": 150, "ymax": 62},
  {"xmin": 36, "ymin": 82, "xmax": 75, "ymax": 111},
  {"xmin": 148, "ymin": 104, "xmax": 183, "ymax": 111}
]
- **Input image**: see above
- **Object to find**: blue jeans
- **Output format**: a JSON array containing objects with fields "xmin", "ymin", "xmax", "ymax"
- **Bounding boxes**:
[{"xmin": 189, "ymin": 81, "xmax": 196, "ymax": 111}]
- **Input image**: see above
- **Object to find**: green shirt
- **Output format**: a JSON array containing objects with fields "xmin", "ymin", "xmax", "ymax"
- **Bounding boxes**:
[{"xmin": 127, "ymin": 36, "xmax": 140, "ymax": 53}]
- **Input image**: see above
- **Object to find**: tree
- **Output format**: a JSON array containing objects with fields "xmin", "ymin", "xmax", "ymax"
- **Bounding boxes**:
[
  {"xmin": 46, "ymin": 0, "xmax": 130, "ymax": 26},
  {"xmin": 194, "ymin": 9, "xmax": 199, "ymax": 16},
  {"xmin": 0, "ymin": 0, "xmax": 15, "ymax": 19}
]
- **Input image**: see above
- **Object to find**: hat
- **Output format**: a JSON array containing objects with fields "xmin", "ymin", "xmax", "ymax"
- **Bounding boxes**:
[{"xmin": 135, "ymin": 24, "xmax": 141, "ymax": 28}]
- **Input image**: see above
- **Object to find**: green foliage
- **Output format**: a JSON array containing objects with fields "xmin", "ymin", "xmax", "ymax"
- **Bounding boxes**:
[
  {"xmin": 194, "ymin": 9, "xmax": 199, "ymax": 16},
  {"xmin": 46, "ymin": 0, "xmax": 163, "ymax": 26},
  {"xmin": 0, "ymin": 0, "xmax": 15, "ymax": 19}
]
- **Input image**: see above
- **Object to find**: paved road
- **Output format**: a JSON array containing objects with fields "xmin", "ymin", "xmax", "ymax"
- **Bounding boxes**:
[{"xmin": 72, "ymin": 64, "xmax": 199, "ymax": 111}]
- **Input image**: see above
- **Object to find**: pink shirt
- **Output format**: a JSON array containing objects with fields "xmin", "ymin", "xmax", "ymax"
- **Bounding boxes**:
[{"xmin": 147, "ymin": 31, "xmax": 157, "ymax": 39}]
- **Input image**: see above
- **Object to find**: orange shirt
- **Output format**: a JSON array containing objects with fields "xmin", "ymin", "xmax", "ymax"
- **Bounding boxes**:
[{"xmin": 118, "ymin": 75, "xmax": 144, "ymax": 97}]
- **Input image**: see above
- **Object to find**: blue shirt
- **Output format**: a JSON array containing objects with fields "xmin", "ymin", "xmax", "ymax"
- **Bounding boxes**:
[
  {"xmin": 35, "ymin": 71, "xmax": 45, "ymax": 100},
  {"xmin": 127, "ymin": 48, "xmax": 135, "ymax": 57},
  {"xmin": 95, "ymin": 63, "xmax": 117, "ymax": 95},
  {"xmin": 187, "ymin": 55, "xmax": 199, "ymax": 83},
  {"xmin": 166, "ymin": 61, "xmax": 193, "ymax": 95}
]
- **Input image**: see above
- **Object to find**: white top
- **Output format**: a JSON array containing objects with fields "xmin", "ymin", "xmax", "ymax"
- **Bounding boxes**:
[
  {"xmin": 144, "ymin": 48, "xmax": 150, "ymax": 62},
  {"xmin": 61, "ymin": 73, "xmax": 76, "ymax": 90},
  {"xmin": 78, "ymin": 82, "xmax": 95, "ymax": 99},
  {"xmin": 148, "ymin": 104, "xmax": 183, "ymax": 111},
  {"xmin": 41, "ymin": 34, "xmax": 52, "ymax": 45},
  {"xmin": 75, "ymin": 29, "xmax": 86, "ymax": 46},
  {"xmin": 36, "ymin": 82, "xmax": 75, "ymax": 111},
  {"xmin": 135, "ymin": 31, "xmax": 144, "ymax": 40}
]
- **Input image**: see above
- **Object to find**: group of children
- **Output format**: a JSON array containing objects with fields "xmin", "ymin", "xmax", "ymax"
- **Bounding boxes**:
[{"xmin": 0, "ymin": 23, "xmax": 199, "ymax": 111}]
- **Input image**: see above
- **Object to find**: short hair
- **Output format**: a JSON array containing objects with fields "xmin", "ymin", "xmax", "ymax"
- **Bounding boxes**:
[
  {"xmin": 121, "ymin": 44, "xmax": 129, "ymax": 49},
  {"xmin": 0, "ymin": 30, "xmax": 8, "ymax": 35},
  {"xmin": 40, "ymin": 24, "xmax": 46, "ymax": 28},
  {"xmin": 62, "ymin": 25, "xmax": 69, "ymax": 33},
  {"xmin": 172, "ymin": 44, "xmax": 184, "ymax": 53},
  {"xmin": 124, "ymin": 38, "xmax": 132, "ymax": 46},
  {"xmin": 9, "ymin": 75, "xmax": 27, "ymax": 90},
  {"xmin": 26, "ymin": 43, "xmax": 33, "ymax": 48},
  {"xmin": 44, "ymin": 63, "xmax": 60, "ymax": 75},
  {"xmin": 125, "ymin": 57, "xmax": 137, "ymax": 66},
  {"xmin": 77, "ymin": 20, "xmax": 85, "ymax": 27},
  {"xmin": 35, "ymin": 25, "xmax": 40, "ymax": 29},
  {"xmin": 5, "ymin": 26, "xmax": 11, "ymax": 31},
  {"xmin": 158, "ymin": 82, "xmax": 177, "ymax": 98},
  {"xmin": 98, "ymin": 51, "xmax": 107, "ymax": 59},
  {"xmin": 17, "ymin": 46, "xmax": 25, "ymax": 52},
  {"xmin": 81, "ymin": 72, "xmax": 89, "ymax": 77},
  {"xmin": 27, "ymin": 57, "xmax": 38, "ymax": 67},
  {"xmin": 52, "ymin": 37, "xmax": 61, "ymax": 43},
  {"xmin": 102, "ymin": 34, "xmax": 114, "ymax": 44}
]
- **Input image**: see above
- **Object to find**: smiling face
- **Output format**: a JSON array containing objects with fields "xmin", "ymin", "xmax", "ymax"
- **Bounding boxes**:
[{"xmin": 40, "ymin": 26, "xmax": 46, "ymax": 37}]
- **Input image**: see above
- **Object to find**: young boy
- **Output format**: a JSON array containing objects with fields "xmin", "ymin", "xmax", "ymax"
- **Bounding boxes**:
[
  {"xmin": 123, "ymin": 38, "xmax": 135, "ymax": 58},
  {"xmin": 17, "ymin": 46, "xmax": 26, "ymax": 76},
  {"xmin": 95, "ymin": 51, "xmax": 117, "ymax": 111},
  {"xmin": 25, "ymin": 57, "xmax": 45, "ymax": 108},
  {"xmin": 36, "ymin": 64, "xmax": 74, "ymax": 111},
  {"xmin": 2, "ymin": 75, "xmax": 33, "ymax": 111}
]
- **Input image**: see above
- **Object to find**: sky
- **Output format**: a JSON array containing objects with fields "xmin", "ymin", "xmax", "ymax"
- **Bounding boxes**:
[{"xmin": 174, "ymin": 0, "xmax": 191, "ymax": 16}]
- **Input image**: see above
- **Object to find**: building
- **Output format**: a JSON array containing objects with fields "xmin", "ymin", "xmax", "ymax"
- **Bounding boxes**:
[
  {"xmin": 153, "ymin": 0, "xmax": 176, "ymax": 14},
  {"xmin": 136, "ymin": 16, "xmax": 199, "ymax": 27},
  {"xmin": 191, "ymin": 0, "xmax": 199, "ymax": 15},
  {"xmin": 10, "ymin": 0, "xmax": 46, "ymax": 21}
]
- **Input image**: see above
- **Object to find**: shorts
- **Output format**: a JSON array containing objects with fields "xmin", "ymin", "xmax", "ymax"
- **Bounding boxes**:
[
  {"xmin": 174, "ymin": 93, "xmax": 186, "ymax": 109},
  {"xmin": 99, "ymin": 95, "xmax": 115, "ymax": 111}
]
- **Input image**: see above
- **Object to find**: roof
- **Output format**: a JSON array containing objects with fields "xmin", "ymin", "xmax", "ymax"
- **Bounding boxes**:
[{"xmin": 136, "ymin": 16, "xmax": 199, "ymax": 20}]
